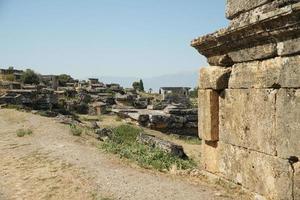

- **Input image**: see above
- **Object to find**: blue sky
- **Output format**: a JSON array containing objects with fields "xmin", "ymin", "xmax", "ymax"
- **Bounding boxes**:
[{"xmin": 0, "ymin": 0, "xmax": 228, "ymax": 79}]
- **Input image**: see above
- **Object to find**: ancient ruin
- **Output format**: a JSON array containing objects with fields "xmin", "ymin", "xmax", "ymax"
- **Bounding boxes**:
[
  {"xmin": 0, "ymin": 67, "xmax": 198, "ymax": 137},
  {"xmin": 192, "ymin": 1, "xmax": 300, "ymax": 199}
]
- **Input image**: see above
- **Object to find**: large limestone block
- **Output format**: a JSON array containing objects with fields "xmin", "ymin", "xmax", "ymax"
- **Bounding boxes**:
[
  {"xmin": 226, "ymin": 0, "xmax": 271, "ymax": 19},
  {"xmin": 199, "ymin": 66, "xmax": 231, "ymax": 90},
  {"xmin": 229, "ymin": 56, "xmax": 300, "ymax": 89},
  {"xmin": 227, "ymin": 43, "xmax": 277, "ymax": 64},
  {"xmin": 201, "ymin": 141, "xmax": 219, "ymax": 173},
  {"xmin": 276, "ymin": 89, "xmax": 300, "ymax": 159},
  {"xmin": 229, "ymin": 1, "xmax": 300, "ymax": 29},
  {"xmin": 198, "ymin": 90, "xmax": 219, "ymax": 141},
  {"xmin": 295, "ymin": 162, "xmax": 300, "ymax": 200},
  {"xmin": 217, "ymin": 142, "xmax": 294, "ymax": 200},
  {"xmin": 278, "ymin": 37, "xmax": 300, "ymax": 56},
  {"xmin": 219, "ymin": 89, "xmax": 277, "ymax": 155}
]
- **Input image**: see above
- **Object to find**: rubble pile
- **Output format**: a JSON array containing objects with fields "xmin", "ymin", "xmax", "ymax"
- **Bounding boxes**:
[
  {"xmin": 113, "ymin": 103, "xmax": 198, "ymax": 137},
  {"xmin": 0, "ymin": 70, "xmax": 198, "ymax": 137}
]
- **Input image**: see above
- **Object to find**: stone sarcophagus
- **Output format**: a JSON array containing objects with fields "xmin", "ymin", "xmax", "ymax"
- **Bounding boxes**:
[{"xmin": 192, "ymin": 1, "xmax": 300, "ymax": 199}]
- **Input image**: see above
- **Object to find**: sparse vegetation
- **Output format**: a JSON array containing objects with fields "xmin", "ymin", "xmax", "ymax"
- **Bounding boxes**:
[
  {"xmin": 16, "ymin": 129, "xmax": 33, "ymax": 137},
  {"xmin": 21, "ymin": 69, "xmax": 40, "ymax": 85},
  {"xmin": 6, "ymin": 104, "xmax": 24, "ymax": 110},
  {"xmin": 70, "ymin": 124, "xmax": 82, "ymax": 136},
  {"xmin": 57, "ymin": 74, "xmax": 73, "ymax": 87},
  {"xmin": 132, "ymin": 79, "xmax": 144, "ymax": 92},
  {"xmin": 189, "ymin": 87, "xmax": 199, "ymax": 98},
  {"xmin": 101, "ymin": 124, "xmax": 196, "ymax": 171},
  {"xmin": 4, "ymin": 74, "xmax": 15, "ymax": 82}
]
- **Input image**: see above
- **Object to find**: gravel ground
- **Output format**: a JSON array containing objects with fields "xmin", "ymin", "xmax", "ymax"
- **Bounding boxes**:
[{"xmin": 0, "ymin": 109, "xmax": 238, "ymax": 200}]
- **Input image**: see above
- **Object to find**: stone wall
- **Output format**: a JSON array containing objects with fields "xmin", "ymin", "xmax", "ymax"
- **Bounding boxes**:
[{"xmin": 192, "ymin": 1, "xmax": 300, "ymax": 199}]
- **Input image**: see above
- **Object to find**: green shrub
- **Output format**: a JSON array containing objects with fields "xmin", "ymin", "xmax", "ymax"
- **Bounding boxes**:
[
  {"xmin": 101, "ymin": 125, "xmax": 196, "ymax": 171},
  {"xmin": 21, "ymin": 69, "xmax": 40, "ymax": 85},
  {"xmin": 6, "ymin": 105, "xmax": 23, "ymax": 110},
  {"xmin": 70, "ymin": 124, "xmax": 82, "ymax": 136},
  {"xmin": 75, "ymin": 103, "xmax": 89, "ymax": 114},
  {"xmin": 16, "ymin": 129, "xmax": 33, "ymax": 137},
  {"xmin": 58, "ymin": 74, "xmax": 73, "ymax": 87}
]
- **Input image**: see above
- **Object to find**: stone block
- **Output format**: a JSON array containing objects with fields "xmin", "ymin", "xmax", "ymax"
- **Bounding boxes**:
[
  {"xmin": 206, "ymin": 55, "xmax": 234, "ymax": 67},
  {"xmin": 226, "ymin": 0, "xmax": 271, "ymax": 19},
  {"xmin": 276, "ymin": 89, "xmax": 300, "ymax": 159},
  {"xmin": 229, "ymin": 56, "xmax": 300, "ymax": 89},
  {"xmin": 295, "ymin": 162, "xmax": 300, "ymax": 200},
  {"xmin": 277, "ymin": 56, "xmax": 300, "ymax": 88},
  {"xmin": 228, "ymin": 43, "xmax": 277, "ymax": 64},
  {"xmin": 201, "ymin": 141, "xmax": 219, "ymax": 173},
  {"xmin": 198, "ymin": 89, "xmax": 219, "ymax": 141},
  {"xmin": 199, "ymin": 66, "xmax": 231, "ymax": 90},
  {"xmin": 278, "ymin": 38, "xmax": 300, "ymax": 56},
  {"xmin": 217, "ymin": 142, "xmax": 293, "ymax": 200},
  {"xmin": 219, "ymin": 89, "xmax": 277, "ymax": 155},
  {"xmin": 229, "ymin": 1, "xmax": 299, "ymax": 29}
]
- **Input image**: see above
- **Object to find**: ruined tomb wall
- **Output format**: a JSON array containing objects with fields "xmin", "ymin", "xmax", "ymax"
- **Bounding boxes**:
[
  {"xmin": 195, "ymin": 1, "xmax": 300, "ymax": 199},
  {"xmin": 198, "ymin": 58, "xmax": 300, "ymax": 200}
]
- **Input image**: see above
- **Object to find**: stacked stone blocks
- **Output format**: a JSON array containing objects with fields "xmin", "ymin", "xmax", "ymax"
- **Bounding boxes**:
[{"xmin": 193, "ymin": 0, "xmax": 300, "ymax": 199}]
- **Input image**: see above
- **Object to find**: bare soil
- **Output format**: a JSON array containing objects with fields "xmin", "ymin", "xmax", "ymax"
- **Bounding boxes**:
[{"xmin": 0, "ymin": 109, "xmax": 239, "ymax": 200}]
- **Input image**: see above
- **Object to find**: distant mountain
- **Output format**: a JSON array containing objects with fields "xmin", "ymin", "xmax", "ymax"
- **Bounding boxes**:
[{"xmin": 100, "ymin": 70, "xmax": 198, "ymax": 92}]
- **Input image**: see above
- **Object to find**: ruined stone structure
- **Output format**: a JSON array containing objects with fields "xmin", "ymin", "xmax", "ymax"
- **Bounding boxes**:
[
  {"xmin": 160, "ymin": 87, "xmax": 190, "ymax": 103},
  {"xmin": 192, "ymin": 1, "xmax": 300, "ymax": 199}
]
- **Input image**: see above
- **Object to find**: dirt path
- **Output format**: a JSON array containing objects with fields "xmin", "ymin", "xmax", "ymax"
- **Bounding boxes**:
[{"xmin": 0, "ymin": 109, "xmax": 236, "ymax": 200}]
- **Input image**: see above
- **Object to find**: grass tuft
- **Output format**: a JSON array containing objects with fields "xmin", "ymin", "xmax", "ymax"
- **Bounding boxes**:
[
  {"xmin": 16, "ymin": 129, "xmax": 33, "ymax": 137},
  {"xmin": 70, "ymin": 124, "xmax": 83, "ymax": 136},
  {"xmin": 101, "ymin": 124, "xmax": 196, "ymax": 171}
]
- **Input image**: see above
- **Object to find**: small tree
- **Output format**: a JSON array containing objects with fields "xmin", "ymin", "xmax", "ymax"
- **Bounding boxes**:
[
  {"xmin": 139, "ymin": 79, "xmax": 144, "ymax": 92},
  {"xmin": 58, "ymin": 74, "xmax": 73, "ymax": 87},
  {"xmin": 21, "ymin": 69, "xmax": 40, "ymax": 85},
  {"xmin": 132, "ymin": 81, "xmax": 140, "ymax": 90},
  {"xmin": 189, "ymin": 87, "xmax": 199, "ymax": 98},
  {"xmin": 132, "ymin": 79, "xmax": 144, "ymax": 91}
]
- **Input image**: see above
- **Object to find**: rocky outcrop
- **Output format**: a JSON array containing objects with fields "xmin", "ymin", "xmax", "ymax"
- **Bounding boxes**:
[
  {"xmin": 0, "ymin": 89, "xmax": 58, "ymax": 110},
  {"xmin": 192, "ymin": 1, "xmax": 300, "ymax": 199}
]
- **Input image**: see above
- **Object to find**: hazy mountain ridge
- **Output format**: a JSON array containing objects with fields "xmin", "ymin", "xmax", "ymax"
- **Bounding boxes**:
[{"xmin": 100, "ymin": 70, "xmax": 198, "ymax": 92}]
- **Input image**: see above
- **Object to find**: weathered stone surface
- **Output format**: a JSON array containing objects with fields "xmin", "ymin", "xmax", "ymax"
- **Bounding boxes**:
[
  {"xmin": 278, "ymin": 37, "xmax": 300, "ymax": 56},
  {"xmin": 95, "ymin": 128, "xmax": 113, "ymax": 141},
  {"xmin": 56, "ymin": 114, "xmax": 80, "ymax": 126},
  {"xmin": 198, "ymin": 90, "xmax": 219, "ymax": 141},
  {"xmin": 137, "ymin": 133, "xmax": 187, "ymax": 158},
  {"xmin": 133, "ymin": 98, "xmax": 148, "ymax": 109},
  {"xmin": 201, "ymin": 141, "xmax": 219, "ymax": 173},
  {"xmin": 229, "ymin": 1, "xmax": 300, "ymax": 29},
  {"xmin": 295, "ymin": 162, "xmax": 300, "ymax": 200},
  {"xmin": 219, "ymin": 89, "xmax": 277, "ymax": 155},
  {"xmin": 226, "ymin": 0, "xmax": 271, "ymax": 19},
  {"xmin": 206, "ymin": 55, "xmax": 234, "ymax": 67},
  {"xmin": 199, "ymin": 66, "xmax": 231, "ymax": 90},
  {"xmin": 193, "ymin": 0, "xmax": 300, "ymax": 199},
  {"xmin": 229, "ymin": 56, "xmax": 300, "ymax": 89},
  {"xmin": 228, "ymin": 43, "xmax": 277, "ymax": 63},
  {"xmin": 217, "ymin": 142, "xmax": 293, "ymax": 200},
  {"xmin": 276, "ymin": 89, "xmax": 300, "ymax": 159},
  {"xmin": 192, "ymin": 3, "xmax": 300, "ymax": 66}
]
